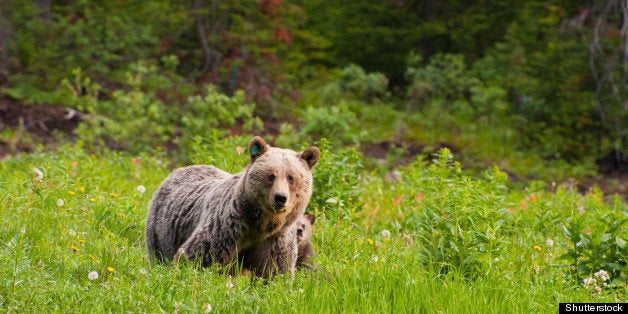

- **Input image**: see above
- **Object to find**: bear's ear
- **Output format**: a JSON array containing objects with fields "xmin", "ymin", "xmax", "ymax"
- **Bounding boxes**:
[
  {"xmin": 305, "ymin": 213, "xmax": 316, "ymax": 225},
  {"xmin": 248, "ymin": 136, "xmax": 269, "ymax": 162},
  {"xmin": 299, "ymin": 146, "xmax": 320, "ymax": 169}
]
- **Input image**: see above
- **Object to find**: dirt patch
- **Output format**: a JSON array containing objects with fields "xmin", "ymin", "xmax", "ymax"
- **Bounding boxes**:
[{"xmin": 0, "ymin": 94, "xmax": 80, "ymax": 158}]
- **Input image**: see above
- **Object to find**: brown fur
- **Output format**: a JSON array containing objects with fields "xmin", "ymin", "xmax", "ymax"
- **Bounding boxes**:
[{"xmin": 145, "ymin": 136, "xmax": 319, "ymax": 278}]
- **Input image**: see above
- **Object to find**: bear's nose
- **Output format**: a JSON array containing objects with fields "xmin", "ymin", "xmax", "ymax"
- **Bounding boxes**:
[{"xmin": 274, "ymin": 193, "xmax": 288, "ymax": 205}]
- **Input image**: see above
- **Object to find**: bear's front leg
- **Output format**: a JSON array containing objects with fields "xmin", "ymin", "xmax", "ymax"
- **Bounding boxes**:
[
  {"xmin": 240, "ymin": 228, "xmax": 298, "ymax": 278},
  {"xmin": 175, "ymin": 230, "xmax": 236, "ymax": 267}
]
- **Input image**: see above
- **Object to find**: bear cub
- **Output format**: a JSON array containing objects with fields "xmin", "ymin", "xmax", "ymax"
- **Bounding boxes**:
[
  {"xmin": 145, "ymin": 136, "xmax": 320, "ymax": 278},
  {"xmin": 296, "ymin": 213, "xmax": 316, "ymax": 270}
]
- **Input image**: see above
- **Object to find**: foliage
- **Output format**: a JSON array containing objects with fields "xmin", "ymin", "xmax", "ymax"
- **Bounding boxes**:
[{"xmin": 560, "ymin": 198, "xmax": 627, "ymax": 287}]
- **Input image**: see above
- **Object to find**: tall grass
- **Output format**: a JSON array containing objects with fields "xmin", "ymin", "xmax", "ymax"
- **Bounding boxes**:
[{"xmin": 0, "ymin": 139, "xmax": 625, "ymax": 313}]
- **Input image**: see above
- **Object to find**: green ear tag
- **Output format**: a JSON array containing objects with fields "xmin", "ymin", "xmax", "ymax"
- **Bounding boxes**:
[{"xmin": 250, "ymin": 144, "xmax": 260, "ymax": 155}]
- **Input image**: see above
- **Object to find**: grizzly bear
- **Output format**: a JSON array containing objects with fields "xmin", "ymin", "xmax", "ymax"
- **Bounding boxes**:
[
  {"xmin": 145, "ymin": 136, "xmax": 320, "ymax": 277},
  {"xmin": 296, "ymin": 213, "xmax": 316, "ymax": 270}
]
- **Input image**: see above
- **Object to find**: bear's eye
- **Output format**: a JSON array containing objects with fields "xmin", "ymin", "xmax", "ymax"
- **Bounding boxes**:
[
  {"xmin": 268, "ymin": 174, "xmax": 275, "ymax": 182},
  {"xmin": 287, "ymin": 175, "xmax": 294, "ymax": 184}
]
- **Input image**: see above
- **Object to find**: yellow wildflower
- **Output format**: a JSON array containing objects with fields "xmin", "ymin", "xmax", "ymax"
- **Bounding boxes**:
[
  {"xmin": 367, "ymin": 238, "xmax": 374, "ymax": 245},
  {"xmin": 533, "ymin": 245, "xmax": 542, "ymax": 251},
  {"xmin": 107, "ymin": 267, "xmax": 116, "ymax": 273}
]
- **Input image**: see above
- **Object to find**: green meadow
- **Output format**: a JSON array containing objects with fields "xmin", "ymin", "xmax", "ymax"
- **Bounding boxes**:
[{"xmin": 0, "ymin": 139, "xmax": 625, "ymax": 313}]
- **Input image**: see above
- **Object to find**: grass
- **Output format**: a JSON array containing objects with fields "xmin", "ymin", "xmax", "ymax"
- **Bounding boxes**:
[{"xmin": 0, "ymin": 139, "xmax": 625, "ymax": 313}]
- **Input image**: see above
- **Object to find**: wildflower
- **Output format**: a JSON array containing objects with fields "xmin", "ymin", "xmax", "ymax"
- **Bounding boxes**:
[
  {"xmin": 204, "ymin": 304, "xmax": 213, "ymax": 313},
  {"xmin": 236, "ymin": 146, "xmax": 245, "ymax": 155},
  {"xmin": 443, "ymin": 213, "xmax": 450, "ymax": 218},
  {"xmin": 68, "ymin": 190, "xmax": 76, "ymax": 195},
  {"xmin": 71, "ymin": 161, "xmax": 79, "ymax": 168},
  {"xmin": 367, "ymin": 238, "xmax": 374, "ymax": 245},
  {"xmin": 226, "ymin": 280, "xmax": 234, "ymax": 289},
  {"xmin": 20, "ymin": 227, "xmax": 26, "ymax": 234},
  {"xmin": 583, "ymin": 277, "xmax": 596, "ymax": 287},
  {"xmin": 69, "ymin": 229, "xmax": 77, "ymax": 236},
  {"xmin": 132, "ymin": 158, "xmax": 141, "ymax": 165},
  {"xmin": 79, "ymin": 186, "xmax": 85, "ymax": 192},
  {"xmin": 506, "ymin": 208, "xmax": 516, "ymax": 214},
  {"xmin": 371, "ymin": 256, "xmax": 379, "ymax": 263},
  {"xmin": 139, "ymin": 268, "xmax": 148, "ymax": 275},
  {"xmin": 381, "ymin": 229, "xmax": 391, "ymax": 239},
  {"xmin": 107, "ymin": 267, "xmax": 116, "ymax": 273},
  {"xmin": 136, "ymin": 185, "xmax": 146, "ymax": 194},
  {"xmin": 88, "ymin": 271, "xmax": 99, "ymax": 280},
  {"xmin": 528, "ymin": 194, "xmax": 537, "ymax": 202},
  {"xmin": 56, "ymin": 199, "xmax": 65, "ymax": 207},
  {"xmin": 594, "ymin": 269, "xmax": 610, "ymax": 282},
  {"xmin": 392, "ymin": 195, "xmax": 402, "ymax": 206},
  {"xmin": 414, "ymin": 193, "xmax": 424, "ymax": 201},
  {"xmin": 32, "ymin": 167, "xmax": 44, "ymax": 180},
  {"xmin": 109, "ymin": 192, "xmax": 118, "ymax": 197},
  {"xmin": 71, "ymin": 245, "xmax": 79, "ymax": 252},
  {"xmin": 533, "ymin": 245, "xmax": 542, "ymax": 252},
  {"xmin": 90, "ymin": 197, "xmax": 97, "ymax": 202},
  {"xmin": 546, "ymin": 238, "xmax": 554, "ymax": 247},
  {"xmin": 519, "ymin": 199, "xmax": 527, "ymax": 210},
  {"xmin": 584, "ymin": 229, "xmax": 591, "ymax": 235},
  {"xmin": 79, "ymin": 239, "xmax": 85, "ymax": 244}
]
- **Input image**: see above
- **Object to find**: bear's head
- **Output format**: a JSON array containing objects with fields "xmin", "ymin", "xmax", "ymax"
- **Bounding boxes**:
[
  {"xmin": 244, "ymin": 136, "xmax": 320, "ymax": 233},
  {"xmin": 296, "ymin": 213, "xmax": 316, "ymax": 246}
]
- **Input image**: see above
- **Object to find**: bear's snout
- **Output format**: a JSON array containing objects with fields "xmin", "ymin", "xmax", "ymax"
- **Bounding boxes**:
[{"xmin": 273, "ymin": 192, "xmax": 288, "ymax": 212}]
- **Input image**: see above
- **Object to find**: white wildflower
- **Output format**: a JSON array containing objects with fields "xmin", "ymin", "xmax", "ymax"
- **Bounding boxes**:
[
  {"xmin": 136, "ymin": 185, "xmax": 146, "ymax": 194},
  {"xmin": 381, "ymin": 229, "xmax": 391, "ymax": 239},
  {"xmin": 545, "ymin": 238, "xmax": 554, "ymax": 247},
  {"xmin": 204, "ymin": 304, "xmax": 212, "ymax": 313},
  {"xmin": 594, "ymin": 269, "xmax": 610, "ymax": 282},
  {"xmin": 583, "ymin": 277, "xmax": 596, "ymax": 287},
  {"xmin": 139, "ymin": 268, "xmax": 148, "ymax": 275},
  {"xmin": 69, "ymin": 229, "xmax": 77, "ymax": 236},
  {"xmin": 32, "ymin": 167, "xmax": 44, "ymax": 180},
  {"xmin": 88, "ymin": 271, "xmax": 99, "ymax": 280},
  {"xmin": 20, "ymin": 227, "xmax": 26, "ymax": 234},
  {"xmin": 56, "ymin": 199, "xmax": 65, "ymax": 207},
  {"xmin": 371, "ymin": 255, "xmax": 379, "ymax": 263}
]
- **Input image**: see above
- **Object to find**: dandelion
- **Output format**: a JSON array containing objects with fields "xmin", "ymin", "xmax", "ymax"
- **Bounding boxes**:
[
  {"xmin": 533, "ymin": 245, "xmax": 542, "ymax": 251},
  {"xmin": 68, "ymin": 190, "xmax": 76, "ymax": 195},
  {"xmin": 90, "ymin": 198, "xmax": 97, "ymax": 202},
  {"xmin": 594, "ymin": 269, "xmax": 610, "ymax": 282},
  {"xmin": 88, "ymin": 271, "xmax": 99, "ymax": 280},
  {"xmin": 367, "ymin": 238, "xmax": 374, "ymax": 245},
  {"xmin": 107, "ymin": 267, "xmax": 116, "ymax": 273},
  {"xmin": 56, "ymin": 199, "xmax": 65, "ymax": 207},
  {"xmin": 32, "ymin": 167, "xmax": 44, "ymax": 180},
  {"xmin": 71, "ymin": 245, "xmax": 79, "ymax": 252},
  {"xmin": 136, "ymin": 185, "xmax": 146, "ymax": 194},
  {"xmin": 109, "ymin": 192, "xmax": 118, "ymax": 197},
  {"xmin": 79, "ymin": 239, "xmax": 85, "ymax": 244},
  {"xmin": 546, "ymin": 238, "xmax": 554, "ymax": 247},
  {"xmin": 381, "ymin": 229, "xmax": 391, "ymax": 239},
  {"xmin": 79, "ymin": 186, "xmax": 85, "ymax": 192},
  {"xmin": 204, "ymin": 304, "xmax": 213, "ymax": 313}
]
